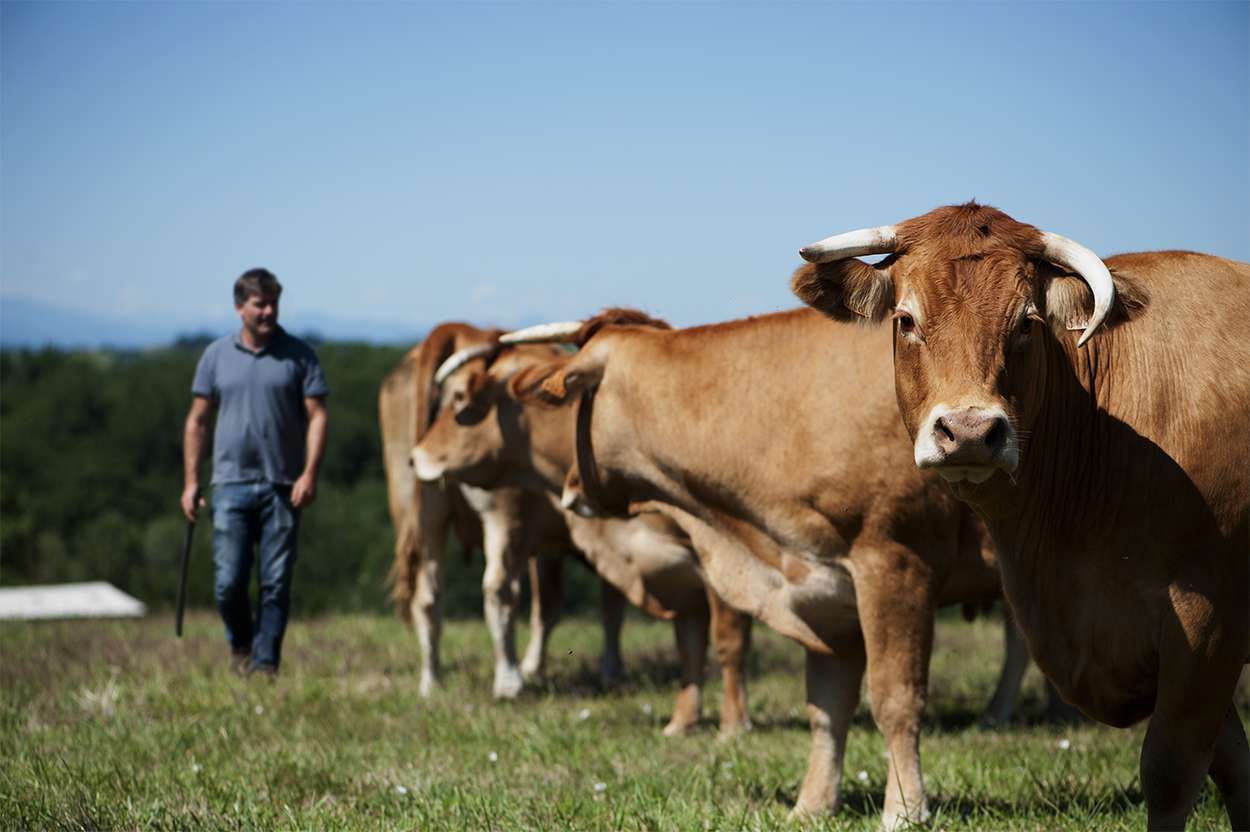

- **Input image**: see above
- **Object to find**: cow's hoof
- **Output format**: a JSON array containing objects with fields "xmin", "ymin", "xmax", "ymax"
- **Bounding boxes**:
[
  {"xmin": 493, "ymin": 666, "xmax": 524, "ymax": 699},
  {"xmin": 661, "ymin": 716, "xmax": 698, "ymax": 737},
  {"xmin": 519, "ymin": 655, "xmax": 544, "ymax": 681},
  {"xmin": 598, "ymin": 656, "xmax": 624, "ymax": 688},
  {"xmin": 716, "ymin": 719, "xmax": 752, "ymax": 742},
  {"xmin": 881, "ymin": 806, "xmax": 930, "ymax": 831},
  {"xmin": 787, "ymin": 803, "xmax": 824, "ymax": 823},
  {"xmin": 418, "ymin": 674, "xmax": 439, "ymax": 699},
  {"xmin": 976, "ymin": 711, "xmax": 1009, "ymax": 731}
]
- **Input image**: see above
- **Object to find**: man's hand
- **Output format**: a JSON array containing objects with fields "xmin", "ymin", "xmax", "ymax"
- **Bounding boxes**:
[
  {"xmin": 181, "ymin": 483, "xmax": 204, "ymax": 523},
  {"xmin": 291, "ymin": 472, "xmax": 317, "ymax": 509}
]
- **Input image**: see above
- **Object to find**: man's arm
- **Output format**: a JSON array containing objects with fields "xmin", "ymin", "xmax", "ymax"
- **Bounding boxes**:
[
  {"xmin": 292, "ymin": 396, "xmax": 328, "ymax": 509},
  {"xmin": 181, "ymin": 396, "xmax": 214, "ymax": 521}
]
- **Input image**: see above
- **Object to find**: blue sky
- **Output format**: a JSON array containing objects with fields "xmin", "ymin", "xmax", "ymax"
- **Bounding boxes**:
[{"xmin": 2, "ymin": 1, "xmax": 1247, "ymax": 346}]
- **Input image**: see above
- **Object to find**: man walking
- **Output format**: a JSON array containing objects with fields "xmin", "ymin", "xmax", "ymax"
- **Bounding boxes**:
[{"xmin": 181, "ymin": 268, "xmax": 329, "ymax": 677}]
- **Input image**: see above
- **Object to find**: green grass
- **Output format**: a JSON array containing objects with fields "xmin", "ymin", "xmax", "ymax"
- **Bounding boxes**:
[{"xmin": 2, "ymin": 611, "xmax": 1246, "ymax": 830}]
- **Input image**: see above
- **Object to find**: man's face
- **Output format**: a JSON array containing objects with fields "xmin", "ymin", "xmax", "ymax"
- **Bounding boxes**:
[{"xmin": 237, "ymin": 293, "xmax": 279, "ymax": 338}]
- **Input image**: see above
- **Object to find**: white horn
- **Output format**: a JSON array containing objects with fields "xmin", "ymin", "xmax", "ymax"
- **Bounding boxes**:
[
  {"xmin": 799, "ymin": 226, "xmax": 897, "ymax": 264},
  {"xmin": 499, "ymin": 321, "xmax": 584, "ymax": 344},
  {"xmin": 1040, "ymin": 231, "xmax": 1115, "ymax": 348},
  {"xmin": 434, "ymin": 344, "xmax": 495, "ymax": 386}
]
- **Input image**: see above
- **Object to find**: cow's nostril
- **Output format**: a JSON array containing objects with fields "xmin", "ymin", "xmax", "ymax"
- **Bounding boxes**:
[
  {"xmin": 985, "ymin": 419, "xmax": 1007, "ymax": 451},
  {"xmin": 936, "ymin": 417, "xmax": 956, "ymax": 445}
]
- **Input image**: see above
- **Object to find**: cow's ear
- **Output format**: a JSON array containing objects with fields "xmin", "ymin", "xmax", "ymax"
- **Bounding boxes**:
[
  {"xmin": 508, "ymin": 361, "xmax": 566, "ymax": 404},
  {"xmin": 791, "ymin": 259, "xmax": 894, "ymax": 324},
  {"xmin": 1041, "ymin": 265, "xmax": 1150, "ymax": 335},
  {"xmin": 509, "ymin": 359, "xmax": 602, "ymax": 407}
]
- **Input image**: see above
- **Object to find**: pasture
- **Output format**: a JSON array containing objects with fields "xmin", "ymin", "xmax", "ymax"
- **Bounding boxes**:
[{"xmin": 4, "ymin": 610, "xmax": 1247, "ymax": 830}]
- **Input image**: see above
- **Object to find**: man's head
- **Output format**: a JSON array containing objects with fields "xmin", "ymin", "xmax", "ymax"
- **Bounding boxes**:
[{"xmin": 234, "ymin": 268, "xmax": 282, "ymax": 343}]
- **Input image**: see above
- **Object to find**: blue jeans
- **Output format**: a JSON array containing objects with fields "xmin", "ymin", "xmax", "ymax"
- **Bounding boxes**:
[{"xmin": 211, "ymin": 481, "xmax": 300, "ymax": 670}]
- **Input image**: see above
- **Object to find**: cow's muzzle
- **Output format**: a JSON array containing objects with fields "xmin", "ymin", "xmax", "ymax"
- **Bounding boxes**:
[
  {"xmin": 914, "ymin": 405, "xmax": 1017, "ymax": 483},
  {"xmin": 410, "ymin": 446, "xmax": 446, "ymax": 483}
]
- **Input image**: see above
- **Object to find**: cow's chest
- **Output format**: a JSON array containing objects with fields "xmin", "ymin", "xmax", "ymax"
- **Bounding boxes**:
[{"xmin": 999, "ymin": 555, "xmax": 1159, "ymax": 727}]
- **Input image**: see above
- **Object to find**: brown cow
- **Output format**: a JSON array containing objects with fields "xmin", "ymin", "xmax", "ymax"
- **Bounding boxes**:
[
  {"xmin": 510, "ymin": 308, "xmax": 1035, "ymax": 829},
  {"xmin": 793, "ymin": 202, "xmax": 1249, "ymax": 830},
  {"xmin": 379, "ymin": 323, "xmax": 625, "ymax": 698},
  {"xmin": 411, "ymin": 340, "xmax": 754, "ymax": 736}
]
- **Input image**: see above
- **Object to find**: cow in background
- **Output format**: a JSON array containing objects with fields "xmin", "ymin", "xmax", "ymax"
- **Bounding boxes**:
[
  {"xmin": 379, "ymin": 323, "xmax": 624, "ymax": 699},
  {"xmin": 793, "ymin": 202, "xmax": 1249, "ymax": 830},
  {"xmin": 411, "ymin": 337, "xmax": 753, "ymax": 737}
]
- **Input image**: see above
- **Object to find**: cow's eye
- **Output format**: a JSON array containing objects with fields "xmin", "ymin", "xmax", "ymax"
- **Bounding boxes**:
[{"xmin": 895, "ymin": 312, "xmax": 917, "ymax": 337}]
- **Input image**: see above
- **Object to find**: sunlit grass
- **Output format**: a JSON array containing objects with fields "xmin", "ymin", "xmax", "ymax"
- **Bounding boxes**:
[{"xmin": 2, "ymin": 611, "xmax": 1246, "ymax": 830}]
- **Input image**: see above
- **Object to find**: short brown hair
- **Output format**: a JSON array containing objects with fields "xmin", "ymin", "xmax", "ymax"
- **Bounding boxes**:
[{"xmin": 234, "ymin": 268, "xmax": 283, "ymax": 307}]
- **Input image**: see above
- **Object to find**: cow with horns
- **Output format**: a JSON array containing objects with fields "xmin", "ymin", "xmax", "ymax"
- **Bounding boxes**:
[
  {"xmin": 411, "ymin": 326, "xmax": 754, "ymax": 736},
  {"xmin": 505, "ymin": 308, "xmax": 1051, "ymax": 829},
  {"xmin": 380, "ymin": 323, "xmax": 626, "ymax": 699},
  {"xmin": 793, "ymin": 202, "xmax": 1249, "ymax": 830}
]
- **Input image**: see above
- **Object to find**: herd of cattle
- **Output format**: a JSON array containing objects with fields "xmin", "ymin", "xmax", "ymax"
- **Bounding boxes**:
[{"xmin": 378, "ymin": 203, "xmax": 1249, "ymax": 830}]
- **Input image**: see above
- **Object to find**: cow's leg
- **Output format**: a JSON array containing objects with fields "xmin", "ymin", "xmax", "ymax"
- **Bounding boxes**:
[
  {"xmin": 708, "ymin": 588, "xmax": 752, "ymax": 738},
  {"xmin": 1042, "ymin": 679, "xmax": 1083, "ymax": 725},
  {"xmin": 978, "ymin": 609, "xmax": 1030, "ymax": 729},
  {"xmin": 791, "ymin": 637, "xmax": 865, "ymax": 818},
  {"xmin": 854, "ymin": 548, "xmax": 934, "ymax": 831},
  {"xmin": 663, "ymin": 606, "xmax": 709, "ymax": 736},
  {"xmin": 598, "ymin": 580, "xmax": 626, "ymax": 686},
  {"xmin": 1208, "ymin": 704, "xmax": 1250, "ymax": 830},
  {"xmin": 521, "ymin": 553, "xmax": 564, "ymax": 681},
  {"xmin": 1141, "ymin": 630, "xmax": 1245, "ymax": 831},
  {"xmin": 412, "ymin": 487, "xmax": 449, "ymax": 698},
  {"xmin": 479, "ymin": 508, "xmax": 526, "ymax": 699}
]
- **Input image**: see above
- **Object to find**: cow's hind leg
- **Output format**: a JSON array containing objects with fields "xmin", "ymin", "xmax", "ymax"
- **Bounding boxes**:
[
  {"xmin": 708, "ymin": 588, "xmax": 752, "ymax": 738},
  {"xmin": 979, "ymin": 609, "xmax": 1030, "ymax": 729},
  {"xmin": 663, "ymin": 606, "xmax": 708, "ymax": 736},
  {"xmin": 521, "ymin": 554, "xmax": 564, "ymax": 680},
  {"xmin": 598, "ymin": 580, "xmax": 627, "ymax": 686},
  {"xmin": 791, "ymin": 638, "xmax": 865, "ymax": 818}
]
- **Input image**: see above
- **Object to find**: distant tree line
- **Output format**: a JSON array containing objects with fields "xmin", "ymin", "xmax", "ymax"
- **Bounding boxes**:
[{"xmin": 0, "ymin": 338, "xmax": 598, "ymax": 618}]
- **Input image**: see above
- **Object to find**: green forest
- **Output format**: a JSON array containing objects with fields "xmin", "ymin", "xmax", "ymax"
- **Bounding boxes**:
[{"xmin": 0, "ymin": 338, "xmax": 598, "ymax": 619}]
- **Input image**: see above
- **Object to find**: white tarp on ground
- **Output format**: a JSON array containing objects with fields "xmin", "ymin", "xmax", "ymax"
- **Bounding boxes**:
[{"xmin": 0, "ymin": 582, "xmax": 146, "ymax": 620}]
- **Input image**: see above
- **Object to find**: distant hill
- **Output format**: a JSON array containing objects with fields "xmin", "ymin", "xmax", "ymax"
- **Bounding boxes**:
[{"xmin": 0, "ymin": 296, "xmax": 426, "ymax": 349}]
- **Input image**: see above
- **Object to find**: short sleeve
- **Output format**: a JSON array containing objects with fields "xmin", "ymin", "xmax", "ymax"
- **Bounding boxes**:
[
  {"xmin": 302, "ymin": 351, "xmax": 329, "ymax": 398},
  {"xmin": 191, "ymin": 346, "xmax": 217, "ymax": 398}
]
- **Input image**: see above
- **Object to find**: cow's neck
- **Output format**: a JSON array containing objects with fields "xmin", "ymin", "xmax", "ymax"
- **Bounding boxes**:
[
  {"xmin": 960, "ymin": 331, "xmax": 1132, "ymax": 634},
  {"xmin": 521, "ymin": 402, "xmax": 577, "ymax": 498}
]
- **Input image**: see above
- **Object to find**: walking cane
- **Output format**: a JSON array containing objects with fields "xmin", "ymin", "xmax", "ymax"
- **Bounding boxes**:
[{"xmin": 175, "ymin": 493, "xmax": 198, "ymax": 638}]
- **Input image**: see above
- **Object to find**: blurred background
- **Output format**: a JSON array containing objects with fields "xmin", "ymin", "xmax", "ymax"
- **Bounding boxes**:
[{"xmin": 3, "ymin": 2, "xmax": 1246, "ymax": 615}]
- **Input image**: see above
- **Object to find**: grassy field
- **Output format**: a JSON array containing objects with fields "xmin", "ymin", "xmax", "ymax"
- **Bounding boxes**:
[{"xmin": 3, "ymin": 610, "xmax": 1247, "ymax": 830}]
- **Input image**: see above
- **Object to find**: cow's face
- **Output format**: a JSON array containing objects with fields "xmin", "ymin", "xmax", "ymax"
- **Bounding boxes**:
[
  {"xmin": 411, "ymin": 365, "xmax": 505, "ymax": 485},
  {"xmin": 887, "ymin": 245, "xmax": 1046, "ymax": 488},
  {"xmin": 794, "ymin": 203, "xmax": 1122, "ymax": 494}
]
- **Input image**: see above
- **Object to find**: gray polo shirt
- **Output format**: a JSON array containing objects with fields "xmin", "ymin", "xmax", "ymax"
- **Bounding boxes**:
[{"xmin": 192, "ymin": 328, "xmax": 329, "ymax": 485}]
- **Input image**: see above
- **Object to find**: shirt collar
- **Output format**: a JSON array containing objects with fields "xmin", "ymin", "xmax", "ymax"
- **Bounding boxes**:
[{"xmin": 233, "ymin": 325, "xmax": 286, "ymax": 356}]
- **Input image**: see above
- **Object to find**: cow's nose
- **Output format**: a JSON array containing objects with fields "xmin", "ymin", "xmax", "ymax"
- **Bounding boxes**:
[
  {"xmin": 411, "ymin": 447, "xmax": 444, "ymax": 482},
  {"xmin": 933, "ymin": 408, "xmax": 1009, "ymax": 465}
]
